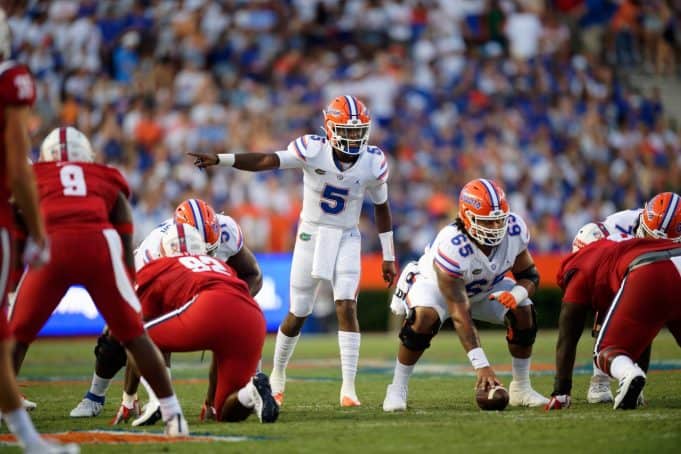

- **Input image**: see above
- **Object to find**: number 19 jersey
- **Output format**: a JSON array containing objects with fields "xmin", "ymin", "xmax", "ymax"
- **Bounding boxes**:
[
  {"xmin": 32, "ymin": 161, "xmax": 130, "ymax": 234},
  {"xmin": 276, "ymin": 135, "xmax": 389, "ymax": 229},
  {"xmin": 418, "ymin": 213, "xmax": 531, "ymax": 303}
]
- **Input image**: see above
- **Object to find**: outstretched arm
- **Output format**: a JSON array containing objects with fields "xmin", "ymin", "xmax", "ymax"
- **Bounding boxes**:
[
  {"xmin": 189, "ymin": 151, "xmax": 280, "ymax": 171},
  {"xmin": 436, "ymin": 266, "xmax": 500, "ymax": 390}
]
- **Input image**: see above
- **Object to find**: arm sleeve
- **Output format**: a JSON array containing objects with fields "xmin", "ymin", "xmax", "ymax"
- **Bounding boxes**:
[
  {"xmin": 367, "ymin": 181, "xmax": 388, "ymax": 205},
  {"xmin": 275, "ymin": 149, "xmax": 304, "ymax": 169},
  {"xmin": 216, "ymin": 215, "xmax": 244, "ymax": 259}
]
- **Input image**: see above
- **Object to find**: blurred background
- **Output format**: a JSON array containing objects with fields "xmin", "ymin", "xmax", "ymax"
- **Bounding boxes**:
[{"xmin": 4, "ymin": 0, "xmax": 681, "ymax": 332}]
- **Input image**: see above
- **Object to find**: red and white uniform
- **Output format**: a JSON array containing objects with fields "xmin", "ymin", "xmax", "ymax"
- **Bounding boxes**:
[
  {"xmin": 0, "ymin": 60, "xmax": 36, "ymax": 340},
  {"xmin": 557, "ymin": 237, "xmax": 681, "ymax": 363},
  {"xmin": 137, "ymin": 255, "xmax": 265, "ymax": 419},
  {"xmin": 10, "ymin": 162, "xmax": 144, "ymax": 343}
]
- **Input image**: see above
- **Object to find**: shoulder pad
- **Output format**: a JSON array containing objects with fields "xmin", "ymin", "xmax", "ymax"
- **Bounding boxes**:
[
  {"xmin": 287, "ymin": 134, "xmax": 324, "ymax": 161},
  {"xmin": 368, "ymin": 146, "xmax": 389, "ymax": 181},
  {"xmin": 506, "ymin": 212, "xmax": 530, "ymax": 245},
  {"xmin": 433, "ymin": 227, "xmax": 474, "ymax": 278}
]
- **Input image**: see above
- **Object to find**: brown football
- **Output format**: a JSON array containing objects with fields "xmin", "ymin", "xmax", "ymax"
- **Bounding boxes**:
[{"xmin": 475, "ymin": 385, "xmax": 509, "ymax": 411}]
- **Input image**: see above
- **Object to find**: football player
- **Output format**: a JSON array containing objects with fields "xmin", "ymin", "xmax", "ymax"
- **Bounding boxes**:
[
  {"xmin": 548, "ymin": 227, "xmax": 681, "ymax": 410},
  {"xmin": 0, "ymin": 10, "xmax": 77, "ymax": 453},
  {"xmin": 118, "ymin": 224, "xmax": 277, "ymax": 423},
  {"xmin": 582, "ymin": 192, "xmax": 681, "ymax": 404},
  {"xmin": 9, "ymin": 126, "xmax": 189, "ymax": 436},
  {"xmin": 382, "ymin": 178, "xmax": 548, "ymax": 412},
  {"xmin": 70, "ymin": 197, "xmax": 261, "ymax": 422},
  {"xmin": 191, "ymin": 95, "xmax": 397, "ymax": 407}
]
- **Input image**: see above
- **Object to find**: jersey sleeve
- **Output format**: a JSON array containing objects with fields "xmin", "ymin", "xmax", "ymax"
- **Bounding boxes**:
[
  {"xmin": 105, "ymin": 166, "xmax": 131, "ymax": 199},
  {"xmin": 276, "ymin": 134, "xmax": 323, "ymax": 169},
  {"xmin": 0, "ymin": 64, "xmax": 36, "ymax": 106},
  {"xmin": 215, "ymin": 214, "xmax": 244, "ymax": 261},
  {"xmin": 366, "ymin": 147, "xmax": 389, "ymax": 204},
  {"xmin": 560, "ymin": 268, "xmax": 592, "ymax": 306},
  {"xmin": 508, "ymin": 213, "xmax": 530, "ymax": 250},
  {"xmin": 432, "ymin": 233, "xmax": 470, "ymax": 280}
]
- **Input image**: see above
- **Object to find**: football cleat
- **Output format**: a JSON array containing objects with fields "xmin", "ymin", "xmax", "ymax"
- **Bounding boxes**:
[
  {"xmin": 340, "ymin": 393, "xmax": 361, "ymax": 407},
  {"xmin": 21, "ymin": 395, "xmax": 37, "ymax": 411},
  {"xmin": 164, "ymin": 413, "xmax": 190, "ymax": 436},
  {"xmin": 382, "ymin": 384, "xmax": 408, "ymax": 412},
  {"xmin": 249, "ymin": 372, "xmax": 279, "ymax": 423},
  {"xmin": 508, "ymin": 381, "xmax": 550, "ymax": 407},
  {"xmin": 69, "ymin": 394, "xmax": 104, "ymax": 418},
  {"xmin": 613, "ymin": 366, "xmax": 646, "ymax": 410},
  {"xmin": 131, "ymin": 400, "xmax": 162, "ymax": 426},
  {"xmin": 587, "ymin": 375, "xmax": 613, "ymax": 403},
  {"xmin": 25, "ymin": 440, "xmax": 80, "ymax": 454}
]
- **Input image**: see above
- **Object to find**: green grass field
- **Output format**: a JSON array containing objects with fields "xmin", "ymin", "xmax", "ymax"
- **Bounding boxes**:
[{"xmin": 3, "ymin": 328, "xmax": 681, "ymax": 453}]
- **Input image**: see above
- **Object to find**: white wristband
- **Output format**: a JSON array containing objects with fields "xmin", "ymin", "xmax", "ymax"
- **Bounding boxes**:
[
  {"xmin": 509, "ymin": 285, "xmax": 529, "ymax": 305},
  {"xmin": 467, "ymin": 347, "xmax": 490, "ymax": 369},
  {"xmin": 379, "ymin": 231, "xmax": 395, "ymax": 261},
  {"xmin": 217, "ymin": 153, "xmax": 235, "ymax": 167}
]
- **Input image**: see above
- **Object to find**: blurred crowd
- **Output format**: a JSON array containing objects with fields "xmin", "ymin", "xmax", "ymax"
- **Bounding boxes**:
[{"xmin": 5, "ymin": 0, "xmax": 681, "ymax": 260}]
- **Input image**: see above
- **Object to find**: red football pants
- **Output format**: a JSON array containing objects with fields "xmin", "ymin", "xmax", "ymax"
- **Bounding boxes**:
[
  {"xmin": 145, "ymin": 287, "xmax": 265, "ymax": 419},
  {"xmin": 10, "ymin": 229, "xmax": 144, "ymax": 343},
  {"xmin": 595, "ymin": 258, "xmax": 681, "ymax": 362}
]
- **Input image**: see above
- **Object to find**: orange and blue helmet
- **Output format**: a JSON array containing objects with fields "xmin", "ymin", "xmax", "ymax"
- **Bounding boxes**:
[
  {"xmin": 323, "ymin": 95, "xmax": 371, "ymax": 156},
  {"xmin": 637, "ymin": 192, "xmax": 681, "ymax": 242},
  {"xmin": 174, "ymin": 199, "xmax": 221, "ymax": 253},
  {"xmin": 458, "ymin": 178, "xmax": 510, "ymax": 246}
]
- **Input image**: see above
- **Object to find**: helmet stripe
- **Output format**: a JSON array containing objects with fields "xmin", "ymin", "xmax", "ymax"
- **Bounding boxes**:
[
  {"xmin": 479, "ymin": 179, "xmax": 499, "ymax": 210},
  {"xmin": 58, "ymin": 127, "xmax": 68, "ymax": 161},
  {"xmin": 176, "ymin": 223, "xmax": 187, "ymax": 253},
  {"xmin": 345, "ymin": 95, "xmax": 357, "ymax": 118},
  {"xmin": 660, "ymin": 193, "xmax": 680, "ymax": 232},
  {"xmin": 187, "ymin": 199, "xmax": 207, "ymax": 242}
]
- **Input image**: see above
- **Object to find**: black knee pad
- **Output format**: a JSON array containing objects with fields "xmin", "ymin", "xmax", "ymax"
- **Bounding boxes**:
[
  {"xmin": 398, "ymin": 312, "xmax": 439, "ymax": 352},
  {"xmin": 94, "ymin": 333, "xmax": 127, "ymax": 377},
  {"xmin": 505, "ymin": 305, "xmax": 537, "ymax": 346}
]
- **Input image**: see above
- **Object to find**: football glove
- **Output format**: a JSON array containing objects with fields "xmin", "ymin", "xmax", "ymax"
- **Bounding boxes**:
[
  {"xmin": 22, "ymin": 236, "xmax": 49, "ymax": 267},
  {"xmin": 545, "ymin": 394, "xmax": 571, "ymax": 411},
  {"xmin": 200, "ymin": 402, "xmax": 217, "ymax": 422},
  {"xmin": 111, "ymin": 400, "xmax": 140, "ymax": 425}
]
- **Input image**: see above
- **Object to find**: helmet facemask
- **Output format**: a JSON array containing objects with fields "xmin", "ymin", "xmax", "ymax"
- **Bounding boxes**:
[
  {"xmin": 326, "ymin": 118, "xmax": 370, "ymax": 156},
  {"xmin": 465, "ymin": 209, "xmax": 508, "ymax": 246}
]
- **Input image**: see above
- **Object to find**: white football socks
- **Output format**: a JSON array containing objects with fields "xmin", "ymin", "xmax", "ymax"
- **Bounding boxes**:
[
  {"xmin": 338, "ymin": 331, "xmax": 361, "ymax": 397},
  {"xmin": 158, "ymin": 395, "xmax": 182, "ymax": 422},
  {"xmin": 609, "ymin": 355, "xmax": 636, "ymax": 381},
  {"xmin": 3, "ymin": 408, "xmax": 43, "ymax": 449},
  {"xmin": 88, "ymin": 373, "xmax": 112, "ymax": 397},
  {"xmin": 593, "ymin": 364, "xmax": 610, "ymax": 379},
  {"xmin": 391, "ymin": 359, "xmax": 414, "ymax": 388},
  {"xmin": 511, "ymin": 357, "xmax": 531, "ymax": 384},
  {"xmin": 271, "ymin": 329, "xmax": 300, "ymax": 394}
]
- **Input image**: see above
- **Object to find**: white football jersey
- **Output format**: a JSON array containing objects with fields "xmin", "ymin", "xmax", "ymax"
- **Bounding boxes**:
[
  {"xmin": 602, "ymin": 209, "xmax": 641, "ymax": 236},
  {"xmin": 134, "ymin": 213, "xmax": 244, "ymax": 271},
  {"xmin": 275, "ymin": 135, "xmax": 389, "ymax": 229},
  {"xmin": 418, "ymin": 213, "xmax": 531, "ymax": 304}
]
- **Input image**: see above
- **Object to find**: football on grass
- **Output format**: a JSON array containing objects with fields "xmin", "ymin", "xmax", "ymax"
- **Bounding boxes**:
[{"xmin": 475, "ymin": 385, "xmax": 509, "ymax": 411}]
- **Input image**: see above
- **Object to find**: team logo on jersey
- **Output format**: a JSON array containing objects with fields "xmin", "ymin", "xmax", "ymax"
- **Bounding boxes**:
[
  {"xmin": 472, "ymin": 269, "xmax": 482, "ymax": 275},
  {"xmin": 337, "ymin": 175, "xmax": 344, "ymax": 181},
  {"xmin": 315, "ymin": 169, "xmax": 326, "ymax": 175},
  {"xmin": 299, "ymin": 232, "xmax": 312, "ymax": 241}
]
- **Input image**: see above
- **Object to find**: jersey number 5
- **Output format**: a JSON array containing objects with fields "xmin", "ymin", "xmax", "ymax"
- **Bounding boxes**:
[
  {"xmin": 320, "ymin": 184, "xmax": 349, "ymax": 214},
  {"xmin": 60, "ymin": 165, "xmax": 87, "ymax": 197}
]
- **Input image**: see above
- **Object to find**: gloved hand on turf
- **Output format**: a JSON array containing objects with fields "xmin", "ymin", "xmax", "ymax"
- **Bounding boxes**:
[
  {"xmin": 545, "ymin": 394, "xmax": 571, "ymax": 411},
  {"xmin": 111, "ymin": 395, "xmax": 140, "ymax": 425},
  {"xmin": 200, "ymin": 402, "xmax": 217, "ymax": 422}
]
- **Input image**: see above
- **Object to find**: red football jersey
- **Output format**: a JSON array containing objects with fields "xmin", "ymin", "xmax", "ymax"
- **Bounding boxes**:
[
  {"xmin": 557, "ymin": 237, "xmax": 680, "ymax": 314},
  {"xmin": 32, "ymin": 162, "xmax": 130, "ymax": 234},
  {"xmin": 0, "ymin": 61, "xmax": 36, "ymax": 227},
  {"xmin": 136, "ymin": 255, "xmax": 255, "ymax": 320}
]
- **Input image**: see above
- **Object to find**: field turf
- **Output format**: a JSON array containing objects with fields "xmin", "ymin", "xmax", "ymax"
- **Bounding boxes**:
[{"xmin": 3, "ymin": 328, "xmax": 680, "ymax": 453}]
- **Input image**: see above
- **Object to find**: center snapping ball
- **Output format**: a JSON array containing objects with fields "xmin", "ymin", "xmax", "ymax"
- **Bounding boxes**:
[{"xmin": 475, "ymin": 385, "xmax": 509, "ymax": 411}]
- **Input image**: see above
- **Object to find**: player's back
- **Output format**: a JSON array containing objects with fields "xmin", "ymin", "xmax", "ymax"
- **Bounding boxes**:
[
  {"xmin": 32, "ymin": 161, "xmax": 129, "ymax": 234},
  {"xmin": 602, "ymin": 209, "xmax": 641, "ymax": 236},
  {"xmin": 136, "ymin": 254, "xmax": 254, "ymax": 320},
  {"xmin": 0, "ymin": 60, "xmax": 36, "ymax": 226}
]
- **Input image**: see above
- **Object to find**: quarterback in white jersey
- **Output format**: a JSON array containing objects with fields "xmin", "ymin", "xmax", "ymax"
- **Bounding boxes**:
[
  {"xmin": 190, "ymin": 95, "xmax": 397, "ymax": 408},
  {"xmin": 70, "ymin": 198, "xmax": 262, "ymax": 422},
  {"xmin": 383, "ymin": 178, "xmax": 549, "ymax": 412}
]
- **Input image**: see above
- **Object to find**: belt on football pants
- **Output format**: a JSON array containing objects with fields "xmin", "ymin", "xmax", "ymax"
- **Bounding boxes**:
[{"xmin": 628, "ymin": 247, "xmax": 681, "ymax": 273}]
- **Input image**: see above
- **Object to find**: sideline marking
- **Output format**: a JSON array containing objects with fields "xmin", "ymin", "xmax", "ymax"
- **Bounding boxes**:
[{"xmin": 0, "ymin": 430, "xmax": 263, "ymax": 446}]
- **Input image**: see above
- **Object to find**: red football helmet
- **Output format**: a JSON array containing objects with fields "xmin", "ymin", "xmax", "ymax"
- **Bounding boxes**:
[
  {"xmin": 323, "ymin": 95, "xmax": 371, "ymax": 156},
  {"xmin": 458, "ymin": 178, "xmax": 510, "ymax": 246},
  {"xmin": 636, "ymin": 192, "xmax": 681, "ymax": 242},
  {"xmin": 174, "ymin": 199, "xmax": 221, "ymax": 253}
]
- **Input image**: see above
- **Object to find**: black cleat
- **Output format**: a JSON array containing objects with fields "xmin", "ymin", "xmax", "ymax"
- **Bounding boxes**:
[{"xmin": 250, "ymin": 372, "xmax": 279, "ymax": 423}]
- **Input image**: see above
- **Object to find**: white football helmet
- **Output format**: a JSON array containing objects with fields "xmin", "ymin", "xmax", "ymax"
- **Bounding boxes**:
[
  {"xmin": 40, "ymin": 127, "xmax": 95, "ymax": 163},
  {"xmin": 160, "ymin": 223, "xmax": 207, "ymax": 257},
  {"xmin": 571, "ymin": 222, "xmax": 609, "ymax": 252},
  {"xmin": 0, "ymin": 9, "xmax": 11, "ymax": 60}
]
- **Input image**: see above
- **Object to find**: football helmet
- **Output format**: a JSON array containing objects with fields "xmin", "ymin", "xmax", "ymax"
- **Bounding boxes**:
[
  {"xmin": 174, "ymin": 198, "xmax": 221, "ymax": 253},
  {"xmin": 572, "ymin": 222, "xmax": 610, "ymax": 252},
  {"xmin": 323, "ymin": 95, "xmax": 371, "ymax": 156},
  {"xmin": 0, "ymin": 8, "xmax": 10, "ymax": 60},
  {"xmin": 458, "ymin": 178, "xmax": 509, "ymax": 246},
  {"xmin": 636, "ymin": 192, "xmax": 681, "ymax": 242},
  {"xmin": 160, "ymin": 223, "xmax": 206, "ymax": 257},
  {"xmin": 40, "ymin": 127, "xmax": 95, "ymax": 163}
]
